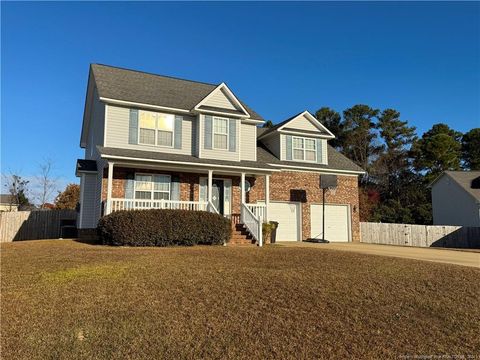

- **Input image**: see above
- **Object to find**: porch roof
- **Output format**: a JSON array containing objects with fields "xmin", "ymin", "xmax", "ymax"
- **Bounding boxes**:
[
  {"xmin": 97, "ymin": 146, "xmax": 278, "ymax": 173},
  {"xmin": 75, "ymin": 159, "xmax": 97, "ymax": 176}
]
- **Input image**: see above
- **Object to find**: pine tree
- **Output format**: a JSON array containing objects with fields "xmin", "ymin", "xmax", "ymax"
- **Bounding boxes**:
[
  {"xmin": 412, "ymin": 123, "xmax": 462, "ymax": 181},
  {"xmin": 373, "ymin": 109, "xmax": 417, "ymax": 197},
  {"xmin": 342, "ymin": 105, "xmax": 380, "ymax": 173},
  {"xmin": 314, "ymin": 107, "xmax": 343, "ymax": 149},
  {"xmin": 462, "ymin": 128, "xmax": 480, "ymax": 170}
]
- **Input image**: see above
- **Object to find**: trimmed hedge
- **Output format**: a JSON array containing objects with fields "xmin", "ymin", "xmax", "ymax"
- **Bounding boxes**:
[{"xmin": 97, "ymin": 209, "xmax": 231, "ymax": 247}]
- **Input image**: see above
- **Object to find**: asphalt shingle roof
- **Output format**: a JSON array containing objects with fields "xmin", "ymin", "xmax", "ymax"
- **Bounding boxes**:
[
  {"xmin": 98, "ymin": 144, "xmax": 364, "ymax": 174},
  {"xmin": 257, "ymin": 143, "xmax": 364, "ymax": 173},
  {"xmin": 91, "ymin": 64, "xmax": 264, "ymax": 120},
  {"xmin": 443, "ymin": 171, "xmax": 480, "ymax": 202},
  {"xmin": 97, "ymin": 146, "xmax": 277, "ymax": 172}
]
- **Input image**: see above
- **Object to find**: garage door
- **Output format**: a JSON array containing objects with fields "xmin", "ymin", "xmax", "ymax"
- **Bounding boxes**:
[
  {"xmin": 310, "ymin": 204, "xmax": 350, "ymax": 242},
  {"xmin": 268, "ymin": 202, "xmax": 300, "ymax": 241}
]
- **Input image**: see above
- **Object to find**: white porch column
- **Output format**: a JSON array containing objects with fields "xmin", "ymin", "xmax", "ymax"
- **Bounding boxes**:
[
  {"xmin": 240, "ymin": 172, "xmax": 246, "ymax": 204},
  {"xmin": 265, "ymin": 174, "xmax": 270, "ymax": 222},
  {"xmin": 207, "ymin": 170, "xmax": 213, "ymax": 203},
  {"xmin": 106, "ymin": 161, "xmax": 114, "ymax": 215}
]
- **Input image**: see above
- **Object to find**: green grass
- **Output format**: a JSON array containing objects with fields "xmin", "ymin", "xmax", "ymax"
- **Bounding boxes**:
[{"xmin": 1, "ymin": 240, "xmax": 479, "ymax": 359}]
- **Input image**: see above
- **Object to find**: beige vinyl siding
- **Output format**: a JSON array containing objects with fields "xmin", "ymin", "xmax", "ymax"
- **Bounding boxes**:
[
  {"xmin": 432, "ymin": 175, "xmax": 480, "ymax": 227},
  {"xmin": 240, "ymin": 123, "xmax": 257, "ymax": 161},
  {"xmin": 85, "ymin": 88, "xmax": 105, "ymax": 160},
  {"xmin": 200, "ymin": 114, "xmax": 240, "ymax": 161},
  {"xmin": 203, "ymin": 88, "xmax": 237, "ymax": 110},
  {"xmin": 262, "ymin": 133, "xmax": 281, "ymax": 159},
  {"xmin": 287, "ymin": 114, "xmax": 319, "ymax": 132},
  {"xmin": 93, "ymin": 161, "xmax": 105, "ymax": 225},
  {"xmin": 105, "ymin": 105, "xmax": 194, "ymax": 155},
  {"xmin": 79, "ymin": 173, "xmax": 98, "ymax": 229},
  {"xmin": 192, "ymin": 115, "xmax": 199, "ymax": 156}
]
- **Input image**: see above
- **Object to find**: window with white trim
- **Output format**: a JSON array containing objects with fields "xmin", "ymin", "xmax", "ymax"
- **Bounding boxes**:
[
  {"xmin": 292, "ymin": 136, "xmax": 316, "ymax": 162},
  {"xmin": 213, "ymin": 117, "xmax": 229, "ymax": 150},
  {"xmin": 134, "ymin": 174, "xmax": 171, "ymax": 200},
  {"xmin": 139, "ymin": 110, "xmax": 174, "ymax": 147}
]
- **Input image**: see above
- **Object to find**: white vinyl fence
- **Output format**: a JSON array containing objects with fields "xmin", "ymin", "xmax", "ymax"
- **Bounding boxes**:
[{"xmin": 361, "ymin": 222, "xmax": 480, "ymax": 249}]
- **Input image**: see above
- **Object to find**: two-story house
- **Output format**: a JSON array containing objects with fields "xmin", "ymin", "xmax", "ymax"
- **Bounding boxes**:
[{"xmin": 76, "ymin": 64, "xmax": 364, "ymax": 244}]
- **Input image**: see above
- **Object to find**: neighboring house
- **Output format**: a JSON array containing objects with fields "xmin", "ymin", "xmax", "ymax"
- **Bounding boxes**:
[
  {"xmin": 431, "ymin": 171, "xmax": 480, "ymax": 227},
  {"xmin": 0, "ymin": 194, "xmax": 19, "ymax": 212},
  {"xmin": 76, "ymin": 64, "xmax": 364, "ymax": 244}
]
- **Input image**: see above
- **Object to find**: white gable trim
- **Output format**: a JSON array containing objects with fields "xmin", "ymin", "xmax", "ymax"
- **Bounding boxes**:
[
  {"xmin": 99, "ymin": 97, "xmax": 191, "ymax": 114},
  {"xmin": 194, "ymin": 108, "xmax": 249, "ymax": 118},
  {"xmin": 80, "ymin": 70, "xmax": 95, "ymax": 148},
  {"xmin": 280, "ymin": 129, "xmax": 334, "ymax": 139},
  {"xmin": 278, "ymin": 111, "xmax": 335, "ymax": 138},
  {"xmin": 194, "ymin": 83, "xmax": 250, "ymax": 117},
  {"xmin": 241, "ymin": 119, "xmax": 264, "ymax": 125}
]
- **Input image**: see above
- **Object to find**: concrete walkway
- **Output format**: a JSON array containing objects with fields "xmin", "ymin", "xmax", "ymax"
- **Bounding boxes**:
[{"xmin": 275, "ymin": 242, "xmax": 480, "ymax": 268}]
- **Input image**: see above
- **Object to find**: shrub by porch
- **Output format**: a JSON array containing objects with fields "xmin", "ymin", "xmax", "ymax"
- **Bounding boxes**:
[{"xmin": 97, "ymin": 209, "xmax": 231, "ymax": 246}]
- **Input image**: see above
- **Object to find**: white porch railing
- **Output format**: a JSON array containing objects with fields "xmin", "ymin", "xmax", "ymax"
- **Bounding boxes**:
[
  {"xmin": 246, "ymin": 203, "xmax": 266, "ymax": 221},
  {"xmin": 108, "ymin": 199, "xmax": 208, "ymax": 213},
  {"xmin": 241, "ymin": 203, "xmax": 263, "ymax": 247},
  {"xmin": 207, "ymin": 201, "xmax": 219, "ymax": 214}
]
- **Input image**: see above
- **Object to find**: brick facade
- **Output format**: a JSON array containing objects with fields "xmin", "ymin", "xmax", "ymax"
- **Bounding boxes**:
[
  {"xmin": 102, "ymin": 167, "xmax": 360, "ymax": 242},
  {"xmin": 247, "ymin": 172, "xmax": 360, "ymax": 242}
]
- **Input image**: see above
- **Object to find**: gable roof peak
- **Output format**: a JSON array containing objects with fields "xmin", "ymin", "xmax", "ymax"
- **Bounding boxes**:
[{"xmin": 258, "ymin": 110, "xmax": 335, "ymax": 139}]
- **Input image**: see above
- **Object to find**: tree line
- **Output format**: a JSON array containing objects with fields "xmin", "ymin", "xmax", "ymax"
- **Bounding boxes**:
[{"xmin": 312, "ymin": 105, "xmax": 479, "ymax": 224}]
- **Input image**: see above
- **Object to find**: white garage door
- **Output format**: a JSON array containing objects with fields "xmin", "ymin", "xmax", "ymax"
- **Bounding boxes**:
[
  {"xmin": 269, "ymin": 202, "xmax": 301, "ymax": 241},
  {"xmin": 310, "ymin": 204, "xmax": 350, "ymax": 242}
]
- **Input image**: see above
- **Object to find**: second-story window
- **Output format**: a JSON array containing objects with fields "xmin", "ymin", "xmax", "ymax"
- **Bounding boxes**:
[
  {"xmin": 292, "ymin": 137, "xmax": 316, "ymax": 162},
  {"xmin": 213, "ymin": 117, "xmax": 229, "ymax": 150},
  {"xmin": 139, "ymin": 110, "xmax": 174, "ymax": 147}
]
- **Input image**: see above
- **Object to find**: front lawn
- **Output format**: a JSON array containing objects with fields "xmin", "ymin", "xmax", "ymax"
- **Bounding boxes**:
[{"xmin": 1, "ymin": 240, "xmax": 479, "ymax": 359}]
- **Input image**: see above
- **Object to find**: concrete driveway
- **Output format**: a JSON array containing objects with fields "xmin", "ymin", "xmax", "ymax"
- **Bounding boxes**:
[{"xmin": 275, "ymin": 242, "xmax": 480, "ymax": 268}]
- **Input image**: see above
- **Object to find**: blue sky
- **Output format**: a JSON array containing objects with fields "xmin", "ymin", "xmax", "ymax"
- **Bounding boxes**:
[{"xmin": 2, "ymin": 1, "xmax": 479, "ymax": 191}]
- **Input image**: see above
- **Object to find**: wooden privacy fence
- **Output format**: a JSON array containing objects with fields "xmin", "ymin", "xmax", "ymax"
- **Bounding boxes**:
[
  {"xmin": 0, "ymin": 210, "xmax": 77, "ymax": 243},
  {"xmin": 361, "ymin": 222, "xmax": 480, "ymax": 249}
]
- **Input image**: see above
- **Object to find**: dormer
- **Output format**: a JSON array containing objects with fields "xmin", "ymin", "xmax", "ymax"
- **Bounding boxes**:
[
  {"xmin": 193, "ymin": 83, "xmax": 263, "ymax": 162},
  {"xmin": 258, "ymin": 111, "xmax": 335, "ymax": 165}
]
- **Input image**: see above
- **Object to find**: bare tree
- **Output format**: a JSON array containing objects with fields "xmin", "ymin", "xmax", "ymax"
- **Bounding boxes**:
[
  {"xmin": 2, "ymin": 173, "xmax": 31, "ymax": 211},
  {"xmin": 34, "ymin": 159, "xmax": 58, "ymax": 209}
]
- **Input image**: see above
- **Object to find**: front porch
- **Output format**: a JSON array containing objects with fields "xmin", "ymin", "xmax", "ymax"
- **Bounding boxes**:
[{"xmin": 102, "ymin": 162, "xmax": 271, "ymax": 246}]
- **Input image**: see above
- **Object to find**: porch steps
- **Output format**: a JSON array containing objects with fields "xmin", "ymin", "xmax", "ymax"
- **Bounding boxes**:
[{"xmin": 229, "ymin": 224, "xmax": 256, "ymax": 246}]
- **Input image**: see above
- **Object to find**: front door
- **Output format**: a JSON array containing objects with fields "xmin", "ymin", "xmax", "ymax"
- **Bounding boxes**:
[{"xmin": 212, "ymin": 180, "xmax": 225, "ymax": 215}]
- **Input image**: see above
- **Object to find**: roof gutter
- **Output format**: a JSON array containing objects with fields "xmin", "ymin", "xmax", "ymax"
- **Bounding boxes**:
[{"xmin": 268, "ymin": 163, "xmax": 365, "ymax": 175}]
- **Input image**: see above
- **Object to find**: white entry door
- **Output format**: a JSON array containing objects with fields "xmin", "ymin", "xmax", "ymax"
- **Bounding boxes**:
[
  {"xmin": 310, "ymin": 204, "xmax": 350, "ymax": 242},
  {"xmin": 268, "ymin": 202, "xmax": 301, "ymax": 241}
]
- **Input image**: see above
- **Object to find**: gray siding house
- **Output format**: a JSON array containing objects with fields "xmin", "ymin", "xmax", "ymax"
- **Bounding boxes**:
[
  {"xmin": 77, "ymin": 64, "xmax": 364, "ymax": 244},
  {"xmin": 431, "ymin": 171, "xmax": 480, "ymax": 227}
]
